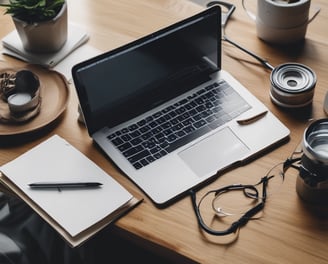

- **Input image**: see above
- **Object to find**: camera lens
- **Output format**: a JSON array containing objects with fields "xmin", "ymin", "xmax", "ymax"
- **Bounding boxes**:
[
  {"xmin": 303, "ymin": 119, "xmax": 328, "ymax": 165},
  {"xmin": 270, "ymin": 63, "xmax": 316, "ymax": 108}
]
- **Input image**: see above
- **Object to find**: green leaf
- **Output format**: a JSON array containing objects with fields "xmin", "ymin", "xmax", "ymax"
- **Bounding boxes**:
[{"xmin": 0, "ymin": 0, "xmax": 65, "ymax": 23}]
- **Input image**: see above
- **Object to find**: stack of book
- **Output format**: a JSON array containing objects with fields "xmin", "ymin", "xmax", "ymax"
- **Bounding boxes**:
[{"xmin": 1, "ymin": 23, "xmax": 101, "ymax": 79}]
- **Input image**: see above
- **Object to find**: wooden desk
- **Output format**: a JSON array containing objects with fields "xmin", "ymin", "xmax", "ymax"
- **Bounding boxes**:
[{"xmin": 1, "ymin": 0, "xmax": 328, "ymax": 263}]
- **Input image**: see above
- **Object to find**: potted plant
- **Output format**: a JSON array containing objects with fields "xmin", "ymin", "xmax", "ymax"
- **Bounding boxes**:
[{"xmin": 0, "ymin": 0, "xmax": 67, "ymax": 53}]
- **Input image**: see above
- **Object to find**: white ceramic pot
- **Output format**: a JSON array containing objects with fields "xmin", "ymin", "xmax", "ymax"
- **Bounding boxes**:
[{"xmin": 13, "ymin": 2, "xmax": 68, "ymax": 53}]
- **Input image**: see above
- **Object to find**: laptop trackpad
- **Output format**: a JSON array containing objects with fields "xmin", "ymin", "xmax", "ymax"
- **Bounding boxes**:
[{"xmin": 178, "ymin": 127, "xmax": 249, "ymax": 177}]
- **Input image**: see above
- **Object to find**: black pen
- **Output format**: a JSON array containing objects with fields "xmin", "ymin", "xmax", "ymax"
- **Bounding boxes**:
[{"xmin": 28, "ymin": 182, "xmax": 103, "ymax": 189}]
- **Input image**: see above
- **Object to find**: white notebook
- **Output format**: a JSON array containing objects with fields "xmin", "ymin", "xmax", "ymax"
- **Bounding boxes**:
[
  {"xmin": 0, "ymin": 134, "xmax": 141, "ymax": 247},
  {"xmin": 1, "ymin": 23, "xmax": 89, "ymax": 68}
]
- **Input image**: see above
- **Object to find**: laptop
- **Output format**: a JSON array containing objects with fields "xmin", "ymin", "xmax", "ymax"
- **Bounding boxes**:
[{"xmin": 71, "ymin": 6, "xmax": 290, "ymax": 207}]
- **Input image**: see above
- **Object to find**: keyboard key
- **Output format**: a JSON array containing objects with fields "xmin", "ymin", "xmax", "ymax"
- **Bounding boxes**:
[
  {"xmin": 111, "ymin": 137, "xmax": 124, "ymax": 146},
  {"xmin": 131, "ymin": 137, "xmax": 142, "ymax": 146},
  {"xmin": 142, "ymin": 140, "xmax": 156, "ymax": 149},
  {"xmin": 137, "ymin": 119, "xmax": 147, "ymax": 126},
  {"xmin": 121, "ymin": 134, "xmax": 132, "ymax": 141},
  {"xmin": 123, "ymin": 145, "xmax": 144, "ymax": 158},
  {"xmin": 133, "ymin": 162, "xmax": 142, "ymax": 169},
  {"xmin": 128, "ymin": 124, "xmax": 138, "ymax": 131},
  {"xmin": 140, "ymin": 159, "xmax": 149, "ymax": 166},
  {"xmin": 139, "ymin": 125, "xmax": 151, "ymax": 133},
  {"xmin": 147, "ymin": 156, "xmax": 156, "ymax": 163},
  {"xmin": 150, "ymin": 146, "xmax": 162, "ymax": 154},
  {"xmin": 118, "ymin": 142, "xmax": 132, "ymax": 152},
  {"xmin": 128, "ymin": 149, "xmax": 151, "ymax": 163},
  {"xmin": 131, "ymin": 131, "xmax": 142, "ymax": 138},
  {"xmin": 194, "ymin": 119, "xmax": 207, "ymax": 128}
]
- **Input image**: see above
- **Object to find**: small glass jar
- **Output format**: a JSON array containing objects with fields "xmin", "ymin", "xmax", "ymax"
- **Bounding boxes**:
[{"xmin": 296, "ymin": 118, "xmax": 328, "ymax": 204}]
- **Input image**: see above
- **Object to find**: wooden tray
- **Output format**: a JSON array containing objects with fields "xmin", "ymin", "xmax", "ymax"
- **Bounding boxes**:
[{"xmin": 0, "ymin": 64, "xmax": 69, "ymax": 136}]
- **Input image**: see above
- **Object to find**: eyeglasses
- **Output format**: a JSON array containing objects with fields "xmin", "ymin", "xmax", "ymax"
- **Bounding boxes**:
[{"xmin": 190, "ymin": 143, "xmax": 303, "ymax": 238}]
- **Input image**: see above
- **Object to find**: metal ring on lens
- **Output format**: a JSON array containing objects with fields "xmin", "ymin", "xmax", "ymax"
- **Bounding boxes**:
[
  {"xmin": 302, "ymin": 118, "xmax": 328, "ymax": 165},
  {"xmin": 270, "ymin": 63, "xmax": 316, "ymax": 108}
]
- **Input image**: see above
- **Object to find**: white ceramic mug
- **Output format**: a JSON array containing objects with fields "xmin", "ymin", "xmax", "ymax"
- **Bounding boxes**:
[{"xmin": 242, "ymin": 0, "xmax": 320, "ymax": 44}]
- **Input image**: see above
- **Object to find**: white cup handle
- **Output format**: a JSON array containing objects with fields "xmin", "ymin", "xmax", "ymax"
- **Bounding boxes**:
[
  {"xmin": 308, "ymin": 5, "xmax": 321, "ymax": 24},
  {"xmin": 242, "ymin": 0, "xmax": 256, "ymax": 21}
]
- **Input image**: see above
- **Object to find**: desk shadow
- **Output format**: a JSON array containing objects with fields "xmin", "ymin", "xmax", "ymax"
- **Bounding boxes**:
[
  {"xmin": 274, "ymin": 103, "xmax": 314, "ymax": 122},
  {"xmin": 264, "ymin": 38, "xmax": 307, "ymax": 58}
]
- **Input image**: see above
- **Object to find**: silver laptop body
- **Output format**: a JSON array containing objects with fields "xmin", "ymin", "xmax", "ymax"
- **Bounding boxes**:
[{"xmin": 72, "ymin": 6, "xmax": 290, "ymax": 207}]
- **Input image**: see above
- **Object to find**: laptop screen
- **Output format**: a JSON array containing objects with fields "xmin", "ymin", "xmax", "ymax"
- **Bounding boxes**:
[{"xmin": 72, "ymin": 6, "xmax": 221, "ymax": 134}]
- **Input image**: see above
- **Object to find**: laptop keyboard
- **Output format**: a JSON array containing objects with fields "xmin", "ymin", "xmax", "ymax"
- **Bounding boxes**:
[{"xmin": 107, "ymin": 80, "xmax": 251, "ymax": 169}]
